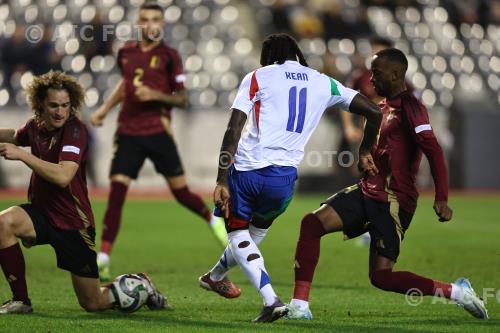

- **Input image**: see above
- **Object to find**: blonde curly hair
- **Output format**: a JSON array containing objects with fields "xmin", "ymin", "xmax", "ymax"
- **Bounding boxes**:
[{"xmin": 26, "ymin": 71, "xmax": 85, "ymax": 124}]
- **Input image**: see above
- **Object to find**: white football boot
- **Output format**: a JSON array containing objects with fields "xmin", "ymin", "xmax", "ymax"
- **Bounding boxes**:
[
  {"xmin": 0, "ymin": 300, "xmax": 33, "ymax": 314},
  {"xmin": 454, "ymin": 277, "xmax": 488, "ymax": 319},
  {"xmin": 285, "ymin": 303, "xmax": 313, "ymax": 320}
]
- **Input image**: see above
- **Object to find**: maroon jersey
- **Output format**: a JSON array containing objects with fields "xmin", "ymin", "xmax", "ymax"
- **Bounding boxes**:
[
  {"xmin": 15, "ymin": 117, "xmax": 95, "ymax": 231},
  {"xmin": 361, "ymin": 91, "xmax": 448, "ymax": 214},
  {"xmin": 117, "ymin": 41, "xmax": 185, "ymax": 136}
]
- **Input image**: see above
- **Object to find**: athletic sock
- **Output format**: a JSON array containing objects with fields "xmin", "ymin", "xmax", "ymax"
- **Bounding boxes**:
[
  {"xmin": 450, "ymin": 283, "xmax": 463, "ymax": 302},
  {"xmin": 210, "ymin": 246, "xmax": 236, "ymax": 281},
  {"xmin": 209, "ymin": 225, "xmax": 269, "ymax": 281},
  {"xmin": 370, "ymin": 269, "xmax": 452, "ymax": 298},
  {"xmin": 100, "ymin": 181, "xmax": 129, "ymax": 254},
  {"xmin": 171, "ymin": 186, "xmax": 211, "ymax": 222},
  {"xmin": 0, "ymin": 243, "xmax": 29, "ymax": 302},
  {"xmin": 228, "ymin": 229, "xmax": 277, "ymax": 306},
  {"xmin": 248, "ymin": 224, "xmax": 268, "ymax": 245},
  {"xmin": 293, "ymin": 213, "xmax": 326, "ymax": 301}
]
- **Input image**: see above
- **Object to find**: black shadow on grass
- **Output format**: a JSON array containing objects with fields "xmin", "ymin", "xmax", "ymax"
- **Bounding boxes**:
[
  {"xmin": 283, "ymin": 321, "xmax": 430, "ymax": 333},
  {"xmin": 404, "ymin": 317, "xmax": 499, "ymax": 327},
  {"xmin": 238, "ymin": 280, "xmax": 368, "ymax": 291}
]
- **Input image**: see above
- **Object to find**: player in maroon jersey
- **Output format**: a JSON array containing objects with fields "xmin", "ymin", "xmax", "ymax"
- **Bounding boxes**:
[
  {"xmin": 0, "ymin": 71, "xmax": 165, "ymax": 314},
  {"xmin": 285, "ymin": 49, "xmax": 488, "ymax": 320},
  {"xmin": 90, "ymin": 2, "xmax": 227, "ymax": 281},
  {"xmin": 341, "ymin": 37, "xmax": 417, "ymax": 246},
  {"xmin": 341, "ymin": 37, "xmax": 416, "ymax": 148}
]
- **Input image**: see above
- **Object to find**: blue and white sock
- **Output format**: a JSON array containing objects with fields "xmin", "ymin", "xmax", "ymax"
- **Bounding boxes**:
[
  {"xmin": 209, "ymin": 225, "xmax": 268, "ymax": 281},
  {"xmin": 228, "ymin": 229, "xmax": 277, "ymax": 306}
]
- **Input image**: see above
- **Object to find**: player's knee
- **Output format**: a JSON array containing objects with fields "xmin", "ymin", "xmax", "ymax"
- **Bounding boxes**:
[
  {"xmin": 300, "ymin": 213, "xmax": 314, "ymax": 229},
  {"xmin": 110, "ymin": 174, "xmax": 131, "ymax": 186},
  {"xmin": 79, "ymin": 299, "xmax": 101, "ymax": 312},
  {"xmin": 0, "ymin": 212, "xmax": 15, "ymax": 237},
  {"xmin": 369, "ymin": 269, "xmax": 392, "ymax": 290},
  {"xmin": 299, "ymin": 213, "xmax": 326, "ymax": 238}
]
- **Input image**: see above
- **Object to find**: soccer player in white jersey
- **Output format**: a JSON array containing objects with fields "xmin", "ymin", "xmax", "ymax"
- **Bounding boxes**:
[{"xmin": 198, "ymin": 33, "xmax": 383, "ymax": 323}]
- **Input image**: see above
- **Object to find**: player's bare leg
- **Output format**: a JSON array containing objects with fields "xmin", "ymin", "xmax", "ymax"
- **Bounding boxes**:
[
  {"xmin": 71, "ymin": 273, "xmax": 167, "ymax": 312},
  {"xmin": 165, "ymin": 174, "xmax": 186, "ymax": 189},
  {"xmin": 0, "ymin": 207, "xmax": 36, "ymax": 314},
  {"xmin": 71, "ymin": 274, "xmax": 113, "ymax": 312},
  {"xmin": 97, "ymin": 173, "xmax": 131, "ymax": 282},
  {"xmin": 287, "ymin": 204, "xmax": 343, "ymax": 319},
  {"xmin": 166, "ymin": 174, "xmax": 227, "ymax": 247},
  {"xmin": 369, "ymin": 251, "xmax": 488, "ymax": 319}
]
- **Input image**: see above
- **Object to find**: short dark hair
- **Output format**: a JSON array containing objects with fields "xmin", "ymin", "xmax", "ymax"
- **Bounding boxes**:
[
  {"xmin": 139, "ymin": 2, "xmax": 163, "ymax": 13},
  {"xmin": 374, "ymin": 48, "xmax": 408, "ymax": 71},
  {"xmin": 260, "ymin": 33, "xmax": 308, "ymax": 67},
  {"xmin": 370, "ymin": 36, "xmax": 393, "ymax": 48}
]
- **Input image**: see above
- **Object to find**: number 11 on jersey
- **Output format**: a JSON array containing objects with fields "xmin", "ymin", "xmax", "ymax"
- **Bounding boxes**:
[{"xmin": 287, "ymin": 86, "xmax": 307, "ymax": 133}]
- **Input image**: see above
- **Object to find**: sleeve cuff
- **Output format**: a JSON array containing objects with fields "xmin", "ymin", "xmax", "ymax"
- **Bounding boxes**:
[{"xmin": 435, "ymin": 192, "xmax": 448, "ymax": 202}]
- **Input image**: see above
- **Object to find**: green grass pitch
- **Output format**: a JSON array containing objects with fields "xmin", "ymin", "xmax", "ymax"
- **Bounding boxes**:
[{"xmin": 0, "ymin": 194, "xmax": 499, "ymax": 332}]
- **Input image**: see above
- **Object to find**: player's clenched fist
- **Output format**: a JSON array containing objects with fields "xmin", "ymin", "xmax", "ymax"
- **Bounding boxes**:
[
  {"xmin": 213, "ymin": 184, "xmax": 230, "ymax": 219},
  {"xmin": 0, "ymin": 143, "xmax": 24, "ymax": 161},
  {"xmin": 433, "ymin": 201, "xmax": 453, "ymax": 222},
  {"xmin": 358, "ymin": 153, "xmax": 379, "ymax": 176}
]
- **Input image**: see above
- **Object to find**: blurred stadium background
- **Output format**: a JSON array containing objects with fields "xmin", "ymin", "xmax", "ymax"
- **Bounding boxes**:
[{"xmin": 0, "ymin": 0, "xmax": 499, "ymax": 192}]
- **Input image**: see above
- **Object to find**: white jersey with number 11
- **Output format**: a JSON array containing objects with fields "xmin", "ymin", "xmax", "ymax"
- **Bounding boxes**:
[{"xmin": 231, "ymin": 60, "xmax": 358, "ymax": 171}]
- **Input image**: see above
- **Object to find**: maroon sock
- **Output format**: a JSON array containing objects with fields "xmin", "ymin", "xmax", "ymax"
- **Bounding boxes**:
[
  {"xmin": 171, "ymin": 186, "xmax": 211, "ymax": 222},
  {"xmin": 100, "ymin": 181, "xmax": 128, "ymax": 253},
  {"xmin": 370, "ymin": 269, "xmax": 452, "ymax": 298},
  {"xmin": 0, "ymin": 243, "xmax": 29, "ymax": 301},
  {"xmin": 293, "ymin": 213, "xmax": 326, "ymax": 301}
]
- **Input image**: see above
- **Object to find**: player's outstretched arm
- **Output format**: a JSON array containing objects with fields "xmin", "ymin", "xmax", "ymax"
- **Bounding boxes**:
[
  {"xmin": 348, "ymin": 93, "xmax": 383, "ymax": 175},
  {"xmin": 0, "ymin": 129, "xmax": 17, "ymax": 144},
  {"xmin": 90, "ymin": 79, "xmax": 123, "ymax": 127},
  {"xmin": 214, "ymin": 109, "xmax": 247, "ymax": 217},
  {"xmin": 216, "ymin": 109, "xmax": 247, "ymax": 185},
  {"xmin": 419, "ymin": 138, "xmax": 453, "ymax": 222},
  {"xmin": 135, "ymin": 86, "xmax": 188, "ymax": 110},
  {"xmin": 0, "ymin": 143, "xmax": 78, "ymax": 188}
]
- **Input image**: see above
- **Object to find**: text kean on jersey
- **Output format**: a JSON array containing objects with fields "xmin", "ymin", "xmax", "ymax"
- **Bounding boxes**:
[{"xmin": 285, "ymin": 72, "xmax": 308, "ymax": 81}]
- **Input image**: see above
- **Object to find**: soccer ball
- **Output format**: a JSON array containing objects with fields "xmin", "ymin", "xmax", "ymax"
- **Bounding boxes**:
[{"xmin": 110, "ymin": 274, "xmax": 149, "ymax": 313}]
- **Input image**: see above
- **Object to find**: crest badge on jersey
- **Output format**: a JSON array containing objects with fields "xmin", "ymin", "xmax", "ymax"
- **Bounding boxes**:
[
  {"xmin": 150, "ymin": 55, "xmax": 160, "ymax": 68},
  {"xmin": 386, "ymin": 107, "xmax": 397, "ymax": 124}
]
